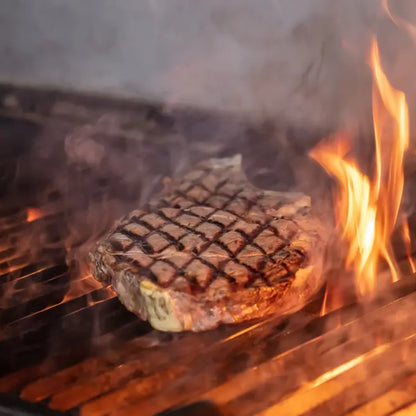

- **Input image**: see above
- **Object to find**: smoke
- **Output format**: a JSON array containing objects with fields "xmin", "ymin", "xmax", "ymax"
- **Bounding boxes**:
[
  {"xmin": 1, "ymin": 0, "xmax": 415, "ymax": 134},
  {"xmin": 2, "ymin": 0, "xmax": 415, "ymax": 302},
  {"xmin": 0, "ymin": 0, "xmax": 414, "ymax": 313},
  {"xmin": 2, "ymin": 4, "xmax": 416, "ymax": 412}
]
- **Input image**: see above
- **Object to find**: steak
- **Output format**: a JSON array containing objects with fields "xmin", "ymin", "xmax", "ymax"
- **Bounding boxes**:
[{"xmin": 91, "ymin": 155, "xmax": 328, "ymax": 332}]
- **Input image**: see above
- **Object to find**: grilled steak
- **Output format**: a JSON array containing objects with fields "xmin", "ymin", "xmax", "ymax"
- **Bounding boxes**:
[{"xmin": 91, "ymin": 155, "xmax": 328, "ymax": 332}]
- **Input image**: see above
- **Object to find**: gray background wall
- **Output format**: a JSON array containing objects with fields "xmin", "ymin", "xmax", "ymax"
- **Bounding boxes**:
[{"xmin": 1, "ymin": 0, "xmax": 415, "ymax": 130}]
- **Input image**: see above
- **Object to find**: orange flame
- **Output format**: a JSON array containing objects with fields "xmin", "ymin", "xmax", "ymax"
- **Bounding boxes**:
[
  {"xmin": 26, "ymin": 207, "xmax": 43, "ymax": 223},
  {"xmin": 310, "ymin": 38, "xmax": 409, "ymax": 298},
  {"xmin": 401, "ymin": 220, "xmax": 416, "ymax": 274},
  {"xmin": 62, "ymin": 274, "xmax": 104, "ymax": 303}
]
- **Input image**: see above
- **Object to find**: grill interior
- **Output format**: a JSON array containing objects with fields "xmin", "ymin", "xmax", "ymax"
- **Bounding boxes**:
[{"xmin": 1, "ymin": 84, "xmax": 416, "ymax": 416}]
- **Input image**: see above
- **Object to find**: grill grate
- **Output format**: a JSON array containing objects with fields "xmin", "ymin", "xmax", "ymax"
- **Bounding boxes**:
[
  {"xmin": 2, "ymin": 204, "xmax": 416, "ymax": 416},
  {"xmin": 1, "ymin": 84, "xmax": 416, "ymax": 416}
]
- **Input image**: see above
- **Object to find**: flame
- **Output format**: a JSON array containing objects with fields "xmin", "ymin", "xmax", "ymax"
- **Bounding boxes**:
[
  {"xmin": 310, "ymin": 38, "xmax": 409, "ymax": 298},
  {"xmin": 320, "ymin": 287, "xmax": 329, "ymax": 317},
  {"xmin": 320, "ymin": 281, "xmax": 346, "ymax": 317},
  {"xmin": 61, "ymin": 274, "xmax": 104, "ymax": 303},
  {"xmin": 401, "ymin": 220, "xmax": 416, "ymax": 273},
  {"xmin": 26, "ymin": 207, "xmax": 43, "ymax": 223}
]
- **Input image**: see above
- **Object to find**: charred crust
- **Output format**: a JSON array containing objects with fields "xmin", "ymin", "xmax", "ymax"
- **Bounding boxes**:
[{"xmin": 90, "ymin": 154, "xmax": 327, "ymax": 331}]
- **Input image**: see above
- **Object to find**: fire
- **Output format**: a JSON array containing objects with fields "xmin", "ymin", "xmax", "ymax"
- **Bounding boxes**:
[
  {"xmin": 26, "ymin": 207, "xmax": 43, "ymax": 223},
  {"xmin": 310, "ymin": 38, "xmax": 409, "ymax": 298},
  {"xmin": 62, "ymin": 274, "xmax": 104, "ymax": 303},
  {"xmin": 401, "ymin": 220, "xmax": 416, "ymax": 274}
]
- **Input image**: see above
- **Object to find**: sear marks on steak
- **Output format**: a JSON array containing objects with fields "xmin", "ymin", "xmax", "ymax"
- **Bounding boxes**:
[{"xmin": 91, "ymin": 154, "xmax": 328, "ymax": 332}]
